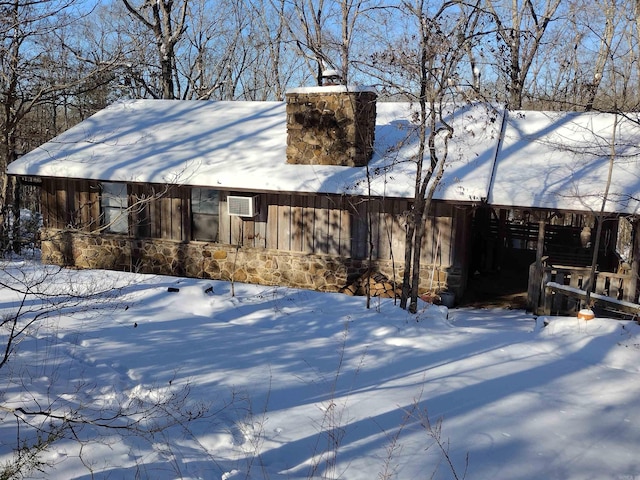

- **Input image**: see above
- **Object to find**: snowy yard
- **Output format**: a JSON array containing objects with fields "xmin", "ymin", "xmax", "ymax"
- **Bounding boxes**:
[{"xmin": 1, "ymin": 259, "xmax": 639, "ymax": 479}]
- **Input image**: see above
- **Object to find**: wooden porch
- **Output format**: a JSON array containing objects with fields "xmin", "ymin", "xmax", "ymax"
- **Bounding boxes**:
[
  {"xmin": 516, "ymin": 213, "xmax": 640, "ymax": 317},
  {"xmin": 527, "ymin": 260, "xmax": 640, "ymax": 316}
]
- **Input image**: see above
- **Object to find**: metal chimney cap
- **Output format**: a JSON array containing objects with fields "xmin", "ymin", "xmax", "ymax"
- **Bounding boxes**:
[
  {"xmin": 322, "ymin": 69, "xmax": 343, "ymax": 86},
  {"xmin": 322, "ymin": 69, "xmax": 341, "ymax": 78}
]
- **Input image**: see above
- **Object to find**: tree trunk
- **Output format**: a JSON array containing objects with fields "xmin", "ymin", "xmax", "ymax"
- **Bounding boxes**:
[
  {"xmin": 161, "ymin": 55, "xmax": 175, "ymax": 99},
  {"xmin": 586, "ymin": 113, "xmax": 618, "ymax": 306},
  {"xmin": 408, "ymin": 202, "xmax": 427, "ymax": 313},
  {"xmin": 10, "ymin": 177, "xmax": 21, "ymax": 254},
  {"xmin": 399, "ymin": 214, "xmax": 416, "ymax": 310},
  {"xmin": 585, "ymin": 0, "xmax": 615, "ymax": 110}
]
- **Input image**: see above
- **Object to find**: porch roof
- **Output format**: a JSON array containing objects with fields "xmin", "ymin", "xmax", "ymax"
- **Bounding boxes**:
[
  {"xmin": 6, "ymin": 99, "xmax": 500, "ymax": 203},
  {"xmin": 489, "ymin": 110, "xmax": 640, "ymax": 216}
]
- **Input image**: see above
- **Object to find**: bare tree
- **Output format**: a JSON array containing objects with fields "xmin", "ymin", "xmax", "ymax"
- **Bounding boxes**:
[
  {"xmin": 0, "ymin": 0, "xmax": 121, "ymax": 253},
  {"xmin": 176, "ymin": 0, "xmax": 245, "ymax": 100},
  {"xmin": 584, "ymin": 113, "xmax": 618, "ymax": 306},
  {"xmin": 546, "ymin": 0, "xmax": 622, "ymax": 111},
  {"xmin": 583, "ymin": 0, "xmax": 617, "ymax": 110},
  {"xmin": 121, "ymin": 0, "xmax": 188, "ymax": 100},
  {"xmin": 283, "ymin": 0, "xmax": 376, "ymax": 85},
  {"xmin": 336, "ymin": 0, "xmax": 373, "ymax": 84},
  {"xmin": 585, "ymin": 0, "xmax": 640, "ymax": 111},
  {"xmin": 243, "ymin": 0, "xmax": 302, "ymax": 99},
  {"xmin": 366, "ymin": 0, "xmax": 482, "ymax": 312},
  {"xmin": 287, "ymin": 0, "xmax": 334, "ymax": 85},
  {"xmin": 485, "ymin": 0, "xmax": 562, "ymax": 109},
  {"xmin": 513, "ymin": 0, "xmax": 640, "ymax": 111},
  {"xmin": 118, "ymin": 0, "xmax": 284, "ymax": 101}
]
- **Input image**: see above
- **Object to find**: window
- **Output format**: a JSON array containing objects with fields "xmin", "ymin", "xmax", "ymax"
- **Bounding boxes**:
[
  {"xmin": 191, "ymin": 188, "xmax": 219, "ymax": 242},
  {"xmin": 101, "ymin": 182, "xmax": 128, "ymax": 234}
]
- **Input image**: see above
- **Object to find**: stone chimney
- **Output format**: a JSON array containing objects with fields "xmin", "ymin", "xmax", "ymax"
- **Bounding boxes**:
[{"xmin": 285, "ymin": 82, "xmax": 377, "ymax": 167}]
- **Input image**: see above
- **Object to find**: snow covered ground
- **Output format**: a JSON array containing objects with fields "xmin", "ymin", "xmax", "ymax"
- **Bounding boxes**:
[{"xmin": 1, "ymin": 259, "xmax": 639, "ymax": 479}]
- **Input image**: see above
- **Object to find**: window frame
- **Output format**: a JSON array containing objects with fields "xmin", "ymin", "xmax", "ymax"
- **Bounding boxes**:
[
  {"xmin": 191, "ymin": 187, "xmax": 220, "ymax": 242},
  {"xmin": 100, "ymin": 182, "xmax": 129, "ymax": 234}
]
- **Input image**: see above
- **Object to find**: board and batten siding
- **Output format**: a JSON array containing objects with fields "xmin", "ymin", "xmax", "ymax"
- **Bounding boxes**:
[
  {"xmin": 137, "ymin": 184, "xmax": 190, "ymax": 241},
  {"xmin": 42, "ymin": 179, "xmax": 190, "ymax": 241},
  {"xmin": 42, "ymin": 178, "xmax": 100, "ymax": 231},
  {"xmin": 40, "ymin": 178, "xmax": 464, "ymax": 268},
  {"xmin": 220, "ymin": 194, "xmax": 464, "ymax": 268}
]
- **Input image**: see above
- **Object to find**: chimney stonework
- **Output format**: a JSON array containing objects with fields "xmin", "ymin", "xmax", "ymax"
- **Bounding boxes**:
[{"xmin": 285, "ymin": 87, "xmax": 376, "ymax": 167}]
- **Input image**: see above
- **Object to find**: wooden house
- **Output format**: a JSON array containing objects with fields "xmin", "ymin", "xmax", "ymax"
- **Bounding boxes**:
[
  {"xmin": 6, "ymin": 88, "xmax": 501, "ymax": 300},
  {"xmin": 9, "ymin": 87, "xmax": 640, "ymax": 313}
]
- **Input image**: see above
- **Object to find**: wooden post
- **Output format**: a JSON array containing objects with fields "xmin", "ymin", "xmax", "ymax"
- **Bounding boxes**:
[
  {"xmin": 531, "ymin": 218, "xmax": 546, "ymax": 314},
  {"xmin": 543, "ymin": 284, "xmax": 553, "ymax": 315},
  {"xmin": 626, "ymin": 218, "xmax": 640, "ymax": 302},
  {"xmin": 497, "ymin": 208, "xmax": 507, "ymax": 269}
]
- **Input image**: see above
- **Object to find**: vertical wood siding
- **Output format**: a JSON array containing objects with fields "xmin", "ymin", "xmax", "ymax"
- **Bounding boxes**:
[
  {"xmin": 144, "ymin": 185, "xmax": 189, "ymax": 241},
  {"xmin": 217, "ymin": 192, "xmax": 459, "ymax": 267},
  {"xmin": 42, "ymin": 178, "xmax": 100, "ymax": 231},
  {"xmin": 41, "ymin": 179, "xmax": 464, "ymax": 268}
]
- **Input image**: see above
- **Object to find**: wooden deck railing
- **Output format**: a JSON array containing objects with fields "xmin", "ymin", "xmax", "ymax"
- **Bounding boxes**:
[{"xmin": 527, "ymin": 260, "xmax": 637, "ymax": 315}]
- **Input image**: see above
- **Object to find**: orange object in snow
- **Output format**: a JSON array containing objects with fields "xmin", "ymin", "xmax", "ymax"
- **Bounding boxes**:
[{"xmin": 577, "ymin": 309, "xmax": 595, "ymax": 320}]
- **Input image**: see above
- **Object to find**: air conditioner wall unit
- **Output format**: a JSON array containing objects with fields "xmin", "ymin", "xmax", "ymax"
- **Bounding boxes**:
[{"xmin": 227, "ymin": 195, "xmax": 259, "ymax": 217}]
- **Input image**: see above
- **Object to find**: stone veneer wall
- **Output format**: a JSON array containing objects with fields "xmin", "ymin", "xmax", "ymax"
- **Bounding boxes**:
[
  {"xmin": 286, "ymin": 88, "xmax": 376, "ymax": 167},
  {"xmin": 40, "ymin": 229, "xmax": 463, "ymax": 296}
]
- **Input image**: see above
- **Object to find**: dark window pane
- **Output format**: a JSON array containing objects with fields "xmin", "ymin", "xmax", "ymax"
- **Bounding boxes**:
[
  {"xmin": 192, "ymin": 188, "xmax": 219, "ymax": 214},
  {"xmin": 191, "ymin": 188, "xmax": 219, "ymax": 241},
  {"xmin": 101, "ymin": 182, "xmax": 128, "ymax": 234}
]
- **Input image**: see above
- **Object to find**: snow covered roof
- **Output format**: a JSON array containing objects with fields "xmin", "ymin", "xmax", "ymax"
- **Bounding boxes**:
[
  {"xmin": 490, "ymin": 110, "xmax": 640, "ymax": 215},
  {"xmin": 9, "ymin": 99, "xmax": 640, "ymax": 213},
  {"xmin": 6, "ymin": 99, "xmax": 500, "ymax": 203}
]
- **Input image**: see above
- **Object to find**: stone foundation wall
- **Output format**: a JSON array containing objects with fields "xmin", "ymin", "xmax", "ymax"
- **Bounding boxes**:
[{"xmin": 41, "ymin": 229, "xmax": 463, "ymax": 297}]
